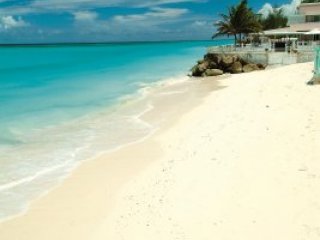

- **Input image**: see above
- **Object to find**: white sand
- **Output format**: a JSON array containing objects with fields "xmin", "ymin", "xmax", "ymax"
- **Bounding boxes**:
[{"xmin": 1, "ymin": 62, "xmax": 320, "ymax": 240}]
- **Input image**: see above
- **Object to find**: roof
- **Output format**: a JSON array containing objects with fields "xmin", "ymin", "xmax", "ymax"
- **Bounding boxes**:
[{"xmin": 263, "ymin": 23, "xmax": 320, "ymax": 35}]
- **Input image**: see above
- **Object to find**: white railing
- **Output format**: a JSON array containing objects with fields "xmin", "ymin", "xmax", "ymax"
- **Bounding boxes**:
[
  {"xmin": 208, "ymin": 43, "xmax": 272, "ymax": 53},
  {"xmin": 296, "ymin": 41, "xmax": 320, "ymax": 52},
  {"xmin": 207, "ymin": 43, "xmax": 315, "ymax": 65},
  {"xmin": 208, "ymin": 41, "xmax": 319, "ymax": 54}
]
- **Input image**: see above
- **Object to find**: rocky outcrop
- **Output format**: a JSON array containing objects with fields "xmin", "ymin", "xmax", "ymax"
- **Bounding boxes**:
[{"xmin": 191, "ymin": 53, "xmax": 266, "ymax": 77}]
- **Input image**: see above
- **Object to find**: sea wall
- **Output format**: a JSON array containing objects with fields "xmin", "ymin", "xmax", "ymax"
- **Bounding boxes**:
[{"xmin": 207, "ymin": 47, "xmax": 314, "ymax": 66}]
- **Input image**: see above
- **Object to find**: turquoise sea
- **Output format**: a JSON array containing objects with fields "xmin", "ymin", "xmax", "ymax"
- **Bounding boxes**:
[{"xmin": 0, "ymin": 40, "xmax": 230, "ymax": 220}]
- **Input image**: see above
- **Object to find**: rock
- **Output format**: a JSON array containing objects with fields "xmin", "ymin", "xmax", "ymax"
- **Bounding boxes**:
[
  {"xmin": 221, "ymin": 56, "xmax": 235, "ymax": 68},
  {"xmin": 243, "ymin": 63, "xmax": 260, "ymax": 73},
  {"xmin": 257, "ymin": 63, "xmax": 267, "ymax": 70},
  {"xmin": 230, "ymin": 61, "xmax": 242, "ymax": 74},
  {"xmin": 231, "ymin": 55, "xmax": 240, "ymax": 62},
  {"xmin": 208, "ymin": 61, "xmax": 217, "ymax": 69},
  {"xmin": 198, "ymin": 61, "xmax": 209, "ymax": 71},
  {"xmin": 191, "ymin": 61, "xmax": 209, "ymax": 77},
  {"xmin": 191, "ymin": 65, "xmax": 202, "ymax": 77},
  {"xmin": 204, "ymin": 53, "xmax": 222, "ymax": 64},
  {"xmin": 193, "ymin": 53, "xmax": 265, "ymax": 77},
  {"xmin": 204, "ymin": 69, "xmax": 224, "ymax": 77},
  {"xmin": 240, "ymin": 58, "xmax": 249, "ymax": 66}
]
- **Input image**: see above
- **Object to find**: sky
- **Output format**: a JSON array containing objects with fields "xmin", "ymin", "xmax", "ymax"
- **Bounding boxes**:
[{"xmin": 0, "ymin": 0, "xmax": 298, "ymax": 43}]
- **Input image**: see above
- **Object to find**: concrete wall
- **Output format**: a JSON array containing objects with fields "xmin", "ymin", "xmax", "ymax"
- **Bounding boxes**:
[
  {"xmin": 298, "ymin": 3, "xmax": 320, "ymax": 16},
  {"xmin": 207, "ymin": 48, "xmax": 315, "ymax": 66}
]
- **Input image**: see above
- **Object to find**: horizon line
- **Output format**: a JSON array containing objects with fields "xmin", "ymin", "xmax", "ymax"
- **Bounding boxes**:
[{"xmin": 0, "ymin": 38, "xmax": 230, "ymax": 47}]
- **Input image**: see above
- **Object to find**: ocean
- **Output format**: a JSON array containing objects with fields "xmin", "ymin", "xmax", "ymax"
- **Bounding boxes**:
[{"xmin": 0, "ymin": 40, "xmax": 230, "ymax": 220}]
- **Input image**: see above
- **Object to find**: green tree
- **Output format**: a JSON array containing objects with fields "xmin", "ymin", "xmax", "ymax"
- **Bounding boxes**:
[
  {"xmin": 213, "ymin": 0, "xmax": 262, "ymax": 45},
  {"xmin": 260, "ymin": 8, "xmax": 288, "ymax": 30}
]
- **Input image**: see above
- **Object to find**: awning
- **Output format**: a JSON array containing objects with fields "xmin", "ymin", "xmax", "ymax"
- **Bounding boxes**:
[
  {"xmin": 264, "ymin": 31, "xmax": 305, "ymax": 36},
  {"xmin": 305, "ymin": 28, "xmax": 320, "ymax": 35}
]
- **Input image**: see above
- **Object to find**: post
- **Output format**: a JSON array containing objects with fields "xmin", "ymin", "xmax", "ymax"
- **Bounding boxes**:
[{"xmin": 308, "ymin": 47, "xmax": 320, "ymax": 85}]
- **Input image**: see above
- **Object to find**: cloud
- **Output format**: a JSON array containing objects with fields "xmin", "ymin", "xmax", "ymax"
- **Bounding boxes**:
[
  {"xmin": 259, "ymin": 0, "xmax": 301, "ymax": 17},
  {"xmin": 73, "ymin": 11, "xmax": 98, "ymax": 21},
  {"xmin": 24, "ymin": 0, "xmax": 204, "ymax": 13},
  {"xmin": 113, "ymin": 7, "xmax": 189, "ymax": 23},
  {"xmin": 0, "ymin": 0, "xmax": 210, "ymax": 42},
  {"xmin": 191, "ymin": 20, "xmax": 208, "ymax": 27},
  {"xmin": 0, "ymin": 15, "xmax": 28, "ymax": 30},
  {"xmin": 259, "ymin": 3, "xmax": 274, "ymax": 18},
  {"xmin": 281, "ymin": 0, "xmax": 301, "ymax": 16}
]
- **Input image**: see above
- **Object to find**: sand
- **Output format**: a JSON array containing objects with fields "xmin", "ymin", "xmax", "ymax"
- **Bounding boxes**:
[{"xmin": 1, "ymin": 62, "xmax": 320, "ymax": 240}]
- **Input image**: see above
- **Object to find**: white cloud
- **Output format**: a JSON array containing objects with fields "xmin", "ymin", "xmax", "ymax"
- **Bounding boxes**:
[
  {"xmin": 281, "ymin": 0, "xmax": 301, "ymax": 16},
  {"xmin": 191, "ymin": 20, "xmax": 208, "ymax": 27},
  {"xmin": 73, "ymin": 11, "xmax": 98, "ymax": 21},
  {"xmin": 259, "ymin": 0, "xmax": 301, "ymax": 18},
  {"xmin": 28, "ymin": 0, "xmax": 203, "ymax": 12},
  {"xmin": 259, "ymin": 3, "xmax": 274, "ymax": 18},
  {"xmin": 0, "ymin": 16, "xmax": 28, "ymax": 30},
  {"xmin": 0, "ymin": 0, "xmax": 210, "ymax": 42},
  {"xmin": 113, "ymin": 7, "xmax": 188, "ymax": 23}
]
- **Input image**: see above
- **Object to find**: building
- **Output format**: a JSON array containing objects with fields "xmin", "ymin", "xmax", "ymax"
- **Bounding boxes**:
[
  {"xmin": 265, "ymin": 1, "xmax": 320, "ymax": 40},
  {"xmin": 208, "ymin": 1, "xmax": 319, "ymax": 66}
]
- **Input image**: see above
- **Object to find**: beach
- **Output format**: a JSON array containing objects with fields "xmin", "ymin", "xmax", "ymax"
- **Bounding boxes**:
[{"xmin": 1, "ymin": 62, "xmax": 320, "ymax": 239}]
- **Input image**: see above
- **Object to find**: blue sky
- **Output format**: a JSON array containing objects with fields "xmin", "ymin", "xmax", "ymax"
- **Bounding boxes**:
[{"xmin": 0, "ymin": 0, "xmax": 294, "ymax": 43}]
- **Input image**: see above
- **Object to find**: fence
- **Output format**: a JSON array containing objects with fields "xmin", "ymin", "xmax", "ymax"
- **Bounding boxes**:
[{"xmin": 207, "ymin": 44, "xmax": 315, "ymax": 66}]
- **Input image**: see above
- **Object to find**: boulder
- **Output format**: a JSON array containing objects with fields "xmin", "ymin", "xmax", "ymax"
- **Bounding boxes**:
[
  {"xmin": 191, "ymin": 65, "xmax": 202, "ymax": 77},
  {"xmin": 192, "ymin": 53, "xmax": 265, "ymax": 77},
  {"xmin": 204, "ymin": 53, "xmax": 222, "ymax": 64},
  {"xmin": 231, "ymin": 55, "xmax": 240, "ymax": 63},
  {"xmin": 240, "ymin": 58, "xmax": 249, "ymax": 66},
  {"xmin": 204, "ymin": 69, "xmax": 224, "ymax": 77},
  {"xmin": 243, "ymin": 63, "xmax": 260, "ymax": 73},
  {"xmin": 198, "ymin": 61, "xmax": 209, "ymax": 72},
  {"xmin": 208, "ymin": 61, "xmax": 218, "ymax": 69},
  {"xmin": 230, "ymin": 61, "xmax": 242, "ymax": 74},
  {"xmin": 191, "ymin": 61, "xmax": 209, "ymax": 77},
  {"xmin": 221, "ymin": 56, "xmax": 235, "ymax": 68},
  {"xmin": 257, "ymin": 63, "xmax": 267, "ymax": 70}
]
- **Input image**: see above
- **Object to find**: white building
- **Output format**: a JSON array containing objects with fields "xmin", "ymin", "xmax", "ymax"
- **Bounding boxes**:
[{"xmin": 265, "ymin": 1, "xmax": 320, "ymax": 38}]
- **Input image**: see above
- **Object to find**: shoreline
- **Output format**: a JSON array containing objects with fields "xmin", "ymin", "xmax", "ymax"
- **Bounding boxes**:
[
  {"xmin": 0, "ymin": 73, "xmax": 222, "ymax": 223},
  {"xmin": 1, "ymin": 62, "xmax": 320, "ymax": 239}
]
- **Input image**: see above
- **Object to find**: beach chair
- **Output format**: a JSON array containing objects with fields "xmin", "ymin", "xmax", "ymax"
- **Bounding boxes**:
[{"xmin": 309, "ymin": 47, "xmax": 320, "ymax": 85}]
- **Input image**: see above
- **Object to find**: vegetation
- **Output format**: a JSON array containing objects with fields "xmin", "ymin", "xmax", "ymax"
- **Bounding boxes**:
[
  {"xmin": 302, "ymin": 0, "xmax": 320, "ymax": 3},
  {"xmin": 213, "ymin": 0, "xmax": 290, "ymax": 43},
  {"xmin": 212, "ymin": 0, "xmax": 262, "ymax": 45},
  {"xmin": 259, "ymin": 8, "xmax": 288, "ymax": 30}
]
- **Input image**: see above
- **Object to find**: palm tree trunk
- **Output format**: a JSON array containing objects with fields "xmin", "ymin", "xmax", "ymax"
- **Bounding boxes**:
[{"xmin": 234, "ymin": 34, "xmax": 237, "ymax": 47}]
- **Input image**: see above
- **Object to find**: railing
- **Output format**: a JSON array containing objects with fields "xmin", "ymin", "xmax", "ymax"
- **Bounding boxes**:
[
  {"xmin": 208, "ymin": 44, "xmax": 271, "ymax": 53},
  {"xmin": 296, "ymin": 41, "xmax": 320, "ymax": 51},
  {"xmin": 207, "ymin": 43, "xmax": 316, "ymax": 66},
  {"xmin": 208, "ymin": 41, "xmax": 319, "ymax": 54}
]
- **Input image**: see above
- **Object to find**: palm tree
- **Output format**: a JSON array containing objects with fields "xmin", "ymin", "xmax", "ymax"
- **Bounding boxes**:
[
  {"xmin": 213, "ymin": 6, "xmax": 238, "ymax": 45},
  {"xmin": 213, "ymin": 0, "xmax": 262, "ymax": 45}
]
